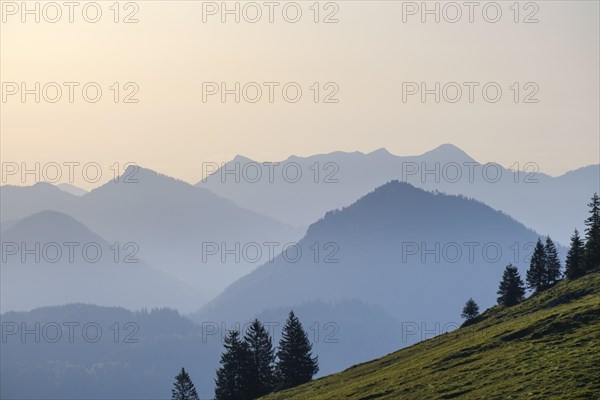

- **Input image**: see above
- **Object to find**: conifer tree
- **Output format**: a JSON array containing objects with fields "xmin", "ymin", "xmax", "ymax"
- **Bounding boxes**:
[
  {"xmin": 526, "ymin": 239, "xmax": 547, "ymax": 292},
  {"xmin": 172, "ymin": 368, "xmax": 200, "ymax": 400},
  {"xmin": 497, "ymin": 264, "xmax": 526, "ymax": 306},
  {"xmin": 584, "ymin": 193, "xmax": 600, "ymax": 272},
  {"xmin": 276, "ymin": 311, "xmax": 319, "ymax": 390},
  {"xmin": 215, "ymin": 330, "xmax": 252, "ymax": 400},
  {"xmin": 243, "ymin": 319, "xmax": 276, "ymax": 398},
  {"xmin": 543, "ymin": 236, "xmax": 562, "ymax": 288},
  {"xmin": 461, "ymin": 298, "xmax": 480, "ymax": 322},
  {"xmin": 565, "ymin": 229, "xmax": 586, "ymax": 279}
]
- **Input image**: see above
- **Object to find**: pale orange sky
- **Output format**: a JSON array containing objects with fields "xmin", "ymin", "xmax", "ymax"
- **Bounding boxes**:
[{"xmin": 1, "ymin": 1, "xmax": 599, "ymax": 188}]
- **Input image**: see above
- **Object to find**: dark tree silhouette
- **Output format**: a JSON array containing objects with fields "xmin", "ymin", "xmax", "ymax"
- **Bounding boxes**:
[
  {"xmin": 461, "ymin": 298, "xmax": 480, "ymax": 322},
  {"xmin": 276, "ymin": 311, "xmax": 319, "ymax": 390},
  {"xmin": 544, "ymin": 236, "xmax": 562, "ymax": 288},
  {"xmin": 172, "ymin": 368, "xmax": 200, "ymax": 400},
  {"xmin": 243, "ymin": 319, "xmax": 276, "ymax": 398},
  {"xmin": 566, "ymin": 229, "xmax": 586, "ymax": 279},
  {"xmin": 215, "ymin": 330, "xmax": 252, "ymax": 400},
  {"xmin": 497, "ymin": 264, "xmax": 526, "ymax": 306},
  {"xmin": 584, "ymin": 193, "xmax": 600, "ymax": 272},
  {"xmin": 527, "ymin": 239, "xmax": 547, "ymax": 292}
]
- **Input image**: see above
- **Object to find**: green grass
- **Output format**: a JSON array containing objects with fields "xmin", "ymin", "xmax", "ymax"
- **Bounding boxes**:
[{"xmin": 262, "ymin": 273, "xmax": 600, "ymax": 399}]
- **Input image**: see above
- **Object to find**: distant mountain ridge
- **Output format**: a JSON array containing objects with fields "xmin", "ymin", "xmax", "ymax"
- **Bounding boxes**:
[
  {"xmin": 0, "ymin": 210, "xmax": 203, "ymax": 312},
  {"xmin": 0, "ymin": 299, "xmax": 400, "ymax": 399},
  {"xmin": 0, "ymin": 169, "xmax": 304, "ymax": 302},
  {"xmin": 0, "ymin": 303, "xmax": 210, "ymax": 399},
  {"xmin": 197, "ymin": 144, "xmax": 599, "ymax": 244},
  {"xmin": 57, "ymin": 183, "xmax": 88, "ymax": 196}
]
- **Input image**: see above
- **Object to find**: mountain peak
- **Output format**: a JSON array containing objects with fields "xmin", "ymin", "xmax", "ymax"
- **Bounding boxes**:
[
  {"xmin": 368, "ymin": 147, "xmax": 392, "ymax": 156},
  {"xmin": 88, "ymin": 165, "xmax": 191, "ymax": 195},
  {"xmin": 421, "ymin": 144, "xmax": 475, "ymax": 162},
  {"xmin": 231, "ymin": 154, "xmax": 255, "ymax": 163},
  {"xmin": 3, "ymin": 209, "xmax": 104, "ymax": 243},
  {"xmin": 0, "ymin": 181, "xmax": 78, "ymax": 197},
  {"xmin": 12, "ymin": 209, "xmax": 87, "ymax": 227},
  {"xmin": 56, "ymin": 183, "xmax": 88, "ymax": 196},
  {"xmin": 32, "ymin": 181, "xmax": 56, "ymax": 189}
]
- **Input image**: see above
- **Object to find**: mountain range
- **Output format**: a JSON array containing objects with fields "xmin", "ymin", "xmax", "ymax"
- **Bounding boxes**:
[
  {"xmin": 1, "ymin": 146, "xmax": 594, "ymax": 398},
  {"xmin": 195, "ymin": 180, "xmax": 548, "ymax": 325},
  {"xmin": 0, "ymin": 168, "xmax": 304, "ymax": 301},
  {"xmin": 0, "ymin": 210, "xmax": 203, "ymax": 312},
  {"xmin": 197, "ymin": 144, "xmax": 598, "ymax": 244}
]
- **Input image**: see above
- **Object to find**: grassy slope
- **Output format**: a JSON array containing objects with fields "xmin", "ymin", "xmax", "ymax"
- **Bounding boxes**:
[{"xmin": 262, "ymin": 273, "xmax": 600, "ymax": 399}]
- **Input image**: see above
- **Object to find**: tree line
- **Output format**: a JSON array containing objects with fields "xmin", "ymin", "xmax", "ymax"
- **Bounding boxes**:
[
  {"xmin": 462, "ymin": 193, "xmax": 600, "ymax": 322},
  {"xmin": 172, "ymin": 311, "xmax": 319, "ymax": 400}
]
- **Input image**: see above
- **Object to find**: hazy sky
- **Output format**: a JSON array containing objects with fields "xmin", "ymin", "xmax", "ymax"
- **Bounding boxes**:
[{"xmin": 1, "ymin": 0, "xmax": 598, "ymax": 188}]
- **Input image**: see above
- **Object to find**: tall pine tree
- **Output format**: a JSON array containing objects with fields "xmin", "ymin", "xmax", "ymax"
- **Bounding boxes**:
[
  {"xmin": 215, "ymin": 330, "xmax": 252, "ymax": 400},
  {"xmin": 497, "ymin": 264, "xmax": 526, "ymax": 306},
  {"xmin": 172, "ymin": 368, "xmax": 200, "ymax": 400},
  {"xmin": 584, "ymin": 193, "xmax": 600, "ymax": 272},
  {"xmin": 276, "ymin": 311, "xmax": 319, "ymax": 390},
  {"xmin": 243, "ymin": 319, "xmax": 276, "ymax": 398},
  {"xmin": 461, "ymin": 298, "xmax": 480, "ymax": 322},
  {"xmin": 565, "ymin": 229, "xmax": 586, "ymax": 279},
  {"xmin": 526, "ymin": 238, "xmax": 547, "ymax": 292},
  {"xmin": 543, "ymin": 236, "xmax": 562, "ymax": 288}
]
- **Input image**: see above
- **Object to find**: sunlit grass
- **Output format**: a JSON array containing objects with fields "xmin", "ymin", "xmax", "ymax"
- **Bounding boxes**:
[{"xmin": 262, "ymin": 273, "xmax": 600, "ymax": 399}]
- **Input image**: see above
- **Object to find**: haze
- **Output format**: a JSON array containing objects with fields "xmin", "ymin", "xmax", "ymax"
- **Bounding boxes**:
[{"xmin": 1, "ymin": 1, "xmax": 598, "ymax": 189}]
